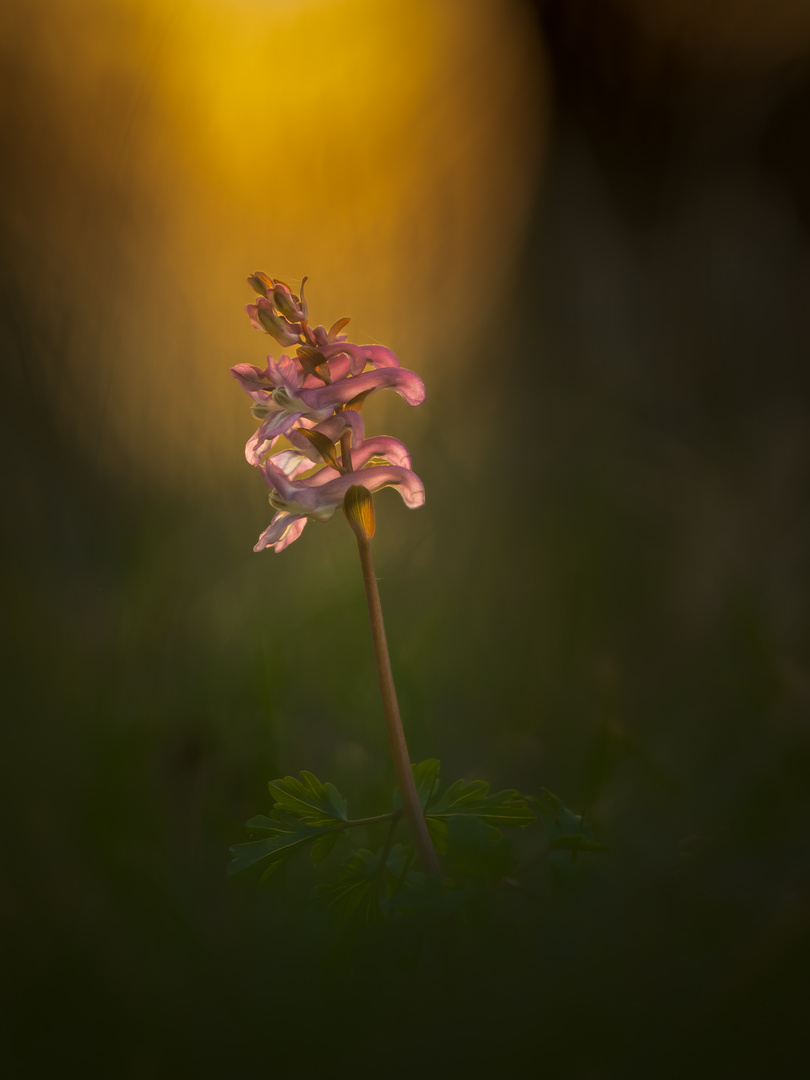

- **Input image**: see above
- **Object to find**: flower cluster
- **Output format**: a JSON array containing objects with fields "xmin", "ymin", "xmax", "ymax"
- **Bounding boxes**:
[{"xmin": 232, "ymin": 274, "xmax": 426, "ymax": 552}]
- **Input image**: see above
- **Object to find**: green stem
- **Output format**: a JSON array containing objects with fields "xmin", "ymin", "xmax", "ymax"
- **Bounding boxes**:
[
  {"xmin": 356, "ymin": 536, "xmax": 442, "ymax": 878},
  {"xmin": 343, "ymin": 809, "xmax": 402, "ymax": 830}
]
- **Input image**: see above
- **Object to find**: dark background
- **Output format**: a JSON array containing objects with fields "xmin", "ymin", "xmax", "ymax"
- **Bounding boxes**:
[{"xmin": 2, "ymin": 0, "xmax": 809, "ymax": 1075}]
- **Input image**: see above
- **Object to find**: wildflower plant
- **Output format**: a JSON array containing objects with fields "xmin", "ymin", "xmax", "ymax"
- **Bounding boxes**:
[{"xmin": 229, "ymin": 273, "xmax": 605, "ymax": 938}]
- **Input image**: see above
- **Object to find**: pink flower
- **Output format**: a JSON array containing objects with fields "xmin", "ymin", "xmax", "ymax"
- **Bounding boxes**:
[
  {"xmin": 234, "ymin": 274, "xmax": 426, "ymax": 552},
  {"xmin": 233, "ymin": 354, "xmax": 335, "ymax": 465},
  {"xmin": 254, "ymin": 462, "xmax": 425, "ymax": 553},
  {"xmin": 233, "ymin": 353, "xmax": 425, "ymax": 467},
  {"xmin": 245, "ymin": 274, "xmax": 309, "ymax": 347}
]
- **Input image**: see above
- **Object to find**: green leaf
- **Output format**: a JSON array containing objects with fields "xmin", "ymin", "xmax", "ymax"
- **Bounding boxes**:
[
  {"xmin": 316, "ymin": 844, "xmax": 411, "ymax": 929},
  {"xmin": 267, "ymin": 771, "xmax": 348, "ymax": 826},
  {"xmin": 393, "ymin": 759, "xmax": 441, "ymax": 812},
  {"xmin": 425, "ymin": 815, "xmax": 449, "ymax": 852},
  {"xmin": 426, "ymin": 779, "xmax": 535, "ymax": 830},
  {"xmin": 230, "ymin": 813, "xmax": 336, "ymax": 877},
  {"xmin": 310, "ymin": 830, "xmax": 342, "ymax": 866},
  {"xmin": 244, "ymin": 814, "xmax": 279, "ymax": 832},
  {"xmin": 229, "ymin": 772, "xmax": 352, "ymax": 878}
]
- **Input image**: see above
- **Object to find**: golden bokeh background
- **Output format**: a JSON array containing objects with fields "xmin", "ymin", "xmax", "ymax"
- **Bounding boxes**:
[{"xmin": 2, "ymin": 0, "xmax": 546, "ymax": 492}]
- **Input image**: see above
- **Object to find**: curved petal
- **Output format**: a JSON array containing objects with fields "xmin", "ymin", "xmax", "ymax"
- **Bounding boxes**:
[
  {"xmin": 288, "ymin": 465, "xmax": 342, "ymax": 489},
  {"xmin": 268, "ymin": 449, "xmax": 319, "ymax": 480},
  {"xmin": 317, "ymin": 341, "xmax": 368, "ymax": 375},
  {"xmin": 273, "ymin": 516, "xmax": 308, "ymax": 552},
  {"xmin": 353, "ymin": 465, "xmax": 425, "ymax": 509},
  {"xmin": 231, "ymin": 363, "xmax": 271, "ymax": 394},
  {"xmin": 265, "ymin": 355, "xmax": 301, "ymax": 394},
  {"xmin": 350, "ymin": 435, "xmax": 412, "ymax": 470},
  {"xmin": 245, "ymin": 412, "xmax": 302, "ymax": 465},
  {"xmin": 362, "ymin": 345, "xmax": 400, "ymax": 369},
  {"xmin": 266, "ymin": 465, "xmax": 424, "ymax": 513},
  {"xmin": 317, "ymin": 341, "xmax": 401, "ymax": 373},
  {"xmin": 298, "ymin": 367, "xmax": 426, "ymax": 412},
  {"xmin": 253, "ymin": 512, "xmax": 307, "ymax": 552}
]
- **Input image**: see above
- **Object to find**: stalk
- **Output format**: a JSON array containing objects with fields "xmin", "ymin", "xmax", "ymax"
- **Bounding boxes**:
[{"xmin": 355, "ymin": 536, "xmax": 442, "ymax": 878}]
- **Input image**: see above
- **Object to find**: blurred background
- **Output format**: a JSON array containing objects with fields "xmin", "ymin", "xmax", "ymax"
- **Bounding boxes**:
[{"xmin": 1, "ymin": 0, "xmax": 809, "ymax": 1075}]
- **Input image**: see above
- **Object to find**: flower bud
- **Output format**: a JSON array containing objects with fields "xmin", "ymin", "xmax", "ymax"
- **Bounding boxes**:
[
  {"xmin": 343, "ymin": 484, "xmax": 376, "ymax": 541},
  {"xmin": 272, "ymin": 288, "xmax": 302, "ymax": 322},
  {"xmin": 254, "ymin": 297, "xmax": 301, "ymax": 345},
  {"xmin": 247, "ymin": 271, "xmax": 274, "ymax": 296}
]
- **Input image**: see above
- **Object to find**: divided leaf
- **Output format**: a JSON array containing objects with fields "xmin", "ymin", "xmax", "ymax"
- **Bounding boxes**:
[
  {"xmin": 268, "ymin": 771, "xmax": 348, "ymax": 826},
  {"xmin": 316, "ymin": 844, "xmax": 412, "ymax": 930},
  {"xmin": 229, "ymin": 772, "xmax": 350, "ymax": 879},
  {"xmin": 426, "ymin": 778, "xmax": 535, "ymax": 837},
  {"xmin": 228, "ymin": 811, "xmax": 346, "ymax": 878}
]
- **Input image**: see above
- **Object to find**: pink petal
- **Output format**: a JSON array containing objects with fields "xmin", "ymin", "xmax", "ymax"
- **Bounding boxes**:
[
  {"xmin": 253, "ymin": 512, "xmax": 307, "ymax": 552},
  {"xmin": 264, "ymin": 465, "xmax": 424, "ymax": 513},
  {"xmin": 317, "ymin": 341, "xmax": 368, "ymax": 375},
  {"xmin": 363, "ymin": 345, "xmax": 400, "ymax": 369},
  {"xmin": 350, "ymin": 436, "xmax": 412, "ymax": 470},
  {"xmin": 245, "ymin": 412, "xmax": 302, "ymax": 465},
  {"xmin": 317, "ymin": 342, "xmax": 401, "ymax": 373},
  {"xmin": 231, "ymin": 363, "xmax": 271, "ymax": 393},
  {"xmin": 298, "ymin": 367, "xmax": 426, "ymax": 411},
  {"xmin": 268, "ymin": 449, "xmax": 320, "ymax": 480}
]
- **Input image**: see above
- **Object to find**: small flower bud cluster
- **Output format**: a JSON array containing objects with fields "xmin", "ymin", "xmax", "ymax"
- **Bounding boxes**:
[{"xmin": 232, "ymin": 274, "xmax": 426, "ymax": 552}]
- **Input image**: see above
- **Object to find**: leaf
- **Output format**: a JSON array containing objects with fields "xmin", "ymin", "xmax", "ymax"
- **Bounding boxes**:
[
  {"xmin": 267, "ymin": 771, "xmax": 348, "ymax": 826},
  {"xmin": 393, "ymin": 759, "xmax": 441, "ymax": 812},
  {"xmin": 426, "ymin": 779, "xmax": 535, "ymax": 830},
  {"xmin": 229, "ymin": 773, "xmax": 351, "ymax": 878},
  {"xmin": 244, "ymin": 814, "xmax": 280, "ymax": 832},
  {"xmin": 316, "ymin": 844, "xmax": 411, "ymax": 930},
  {"xmin": 229, "ymin": 811, "xmax": 346, "ymax": 878},
  {"xmin": 310, "ymin": 830, "xmax": 342, "ymax": 866}
]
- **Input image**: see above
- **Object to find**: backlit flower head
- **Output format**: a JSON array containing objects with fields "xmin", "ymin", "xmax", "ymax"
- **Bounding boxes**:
[{"xmin": 232, "ymin": 274, "xmax": 426, "ymax": 552}]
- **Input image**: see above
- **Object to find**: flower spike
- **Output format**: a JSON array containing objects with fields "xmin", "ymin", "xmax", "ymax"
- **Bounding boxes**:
[{"xmin": 232, "ymin": 274, "xmax": 425, "ymax": 552}]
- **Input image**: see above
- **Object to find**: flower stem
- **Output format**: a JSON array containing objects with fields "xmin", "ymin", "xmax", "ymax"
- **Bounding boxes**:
[{"xmin": 355, "ymin": 536, "xmax": 442, "ymax": 878}]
